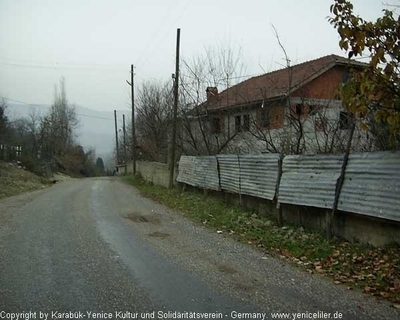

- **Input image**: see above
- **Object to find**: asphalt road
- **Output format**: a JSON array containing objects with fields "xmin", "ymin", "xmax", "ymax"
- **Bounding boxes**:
[{"xmin": 0, "ymin": 177, "xmax": 398, "ymax": 320}]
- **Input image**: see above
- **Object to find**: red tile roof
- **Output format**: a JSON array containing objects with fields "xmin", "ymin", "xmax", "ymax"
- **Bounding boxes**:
[{"xmin": 203, "ymin": 54, "xmax": 366, "ymax": 110}]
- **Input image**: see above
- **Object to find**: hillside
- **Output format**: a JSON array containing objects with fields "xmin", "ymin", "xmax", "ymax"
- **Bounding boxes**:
[{"xmin": 0, "ymin": 161, "xmax": 50, "ymax": 199}]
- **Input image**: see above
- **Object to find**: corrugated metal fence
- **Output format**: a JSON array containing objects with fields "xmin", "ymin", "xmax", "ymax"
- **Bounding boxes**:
[
  {"xmin": 177, "ymin": 151, "xmax": 400, "ymax": 223},
  {"xmin": 279, "ymin": 154, "xmax": 343, "ymax": 209},
  {"xmin": 177, "ymin": 156, "xmax": 220, "ymax": 191},
  {"xmin": 216, "ymin": 155, "xmax": 240, "ymax": 193},
  {"xmin": 239, "ymin": 154, "xmax": 281, "ymax": 200},
  {"xmin": 177, "ymin": 153, "xmax": 281, "ymax": 200},
  {"xmin": 338, "ymin": 152, "xmax": 400, "ymax": 222}
]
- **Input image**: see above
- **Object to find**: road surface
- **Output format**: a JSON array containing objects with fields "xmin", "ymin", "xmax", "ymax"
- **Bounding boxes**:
[{"xmin": 0, "ymin": 177, "xmax": 398, "ymax": 319}]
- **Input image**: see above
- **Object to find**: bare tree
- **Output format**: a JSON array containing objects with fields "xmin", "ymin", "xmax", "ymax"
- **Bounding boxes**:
[
  {"xmin": 133, "ymin": 80, "xmax": 174, "ymax": 162},
  {"xmin": 1, "ymin": 82, "xmax": 101, "ymax": 176},
  {"xmin": 178, "ymin": 44, "xmax": 246, "ymax": 155},
  {"xmin": 246, "ymin": 26, "xmax": 373, "ymax": 155},
  {"xmin": 39, "ymin": 77, "xmax": 78, "ymax": 161}
]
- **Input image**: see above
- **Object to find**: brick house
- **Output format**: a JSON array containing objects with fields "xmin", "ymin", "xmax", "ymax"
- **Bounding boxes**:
[{"xmin": 182, "ymin": 54, "xmax": 372, "ymax": 155}]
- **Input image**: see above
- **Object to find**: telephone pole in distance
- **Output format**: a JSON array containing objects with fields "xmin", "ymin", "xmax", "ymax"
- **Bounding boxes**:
[
  {"xmin": 123, "ymin": 114, "xmax": 127, "ymax": 174},
  {"xmin": 126, "ymin": 65, "xmax": 136, "ymax": 175},
  {"xmin": 114, "ymin": 110, "xmax": 119, "ymax": 168}
]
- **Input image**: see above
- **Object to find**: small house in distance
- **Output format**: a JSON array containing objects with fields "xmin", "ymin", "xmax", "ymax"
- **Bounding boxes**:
[{"xmin": 183, "ymin": 54, "xmax": 373, "ymax": 155}]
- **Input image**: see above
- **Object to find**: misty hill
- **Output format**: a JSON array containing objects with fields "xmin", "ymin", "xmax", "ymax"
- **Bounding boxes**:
[{"xmin": 5, "ymin": 102, "xmax": 129, "ymax": 165}]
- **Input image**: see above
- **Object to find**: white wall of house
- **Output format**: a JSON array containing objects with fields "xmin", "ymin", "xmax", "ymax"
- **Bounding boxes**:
[{"xmin": 182, "ymin": 98, "xmax": 373, "ymax": 156}]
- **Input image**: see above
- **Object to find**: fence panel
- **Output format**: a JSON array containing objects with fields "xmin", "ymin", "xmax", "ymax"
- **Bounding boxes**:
[
  {"xmin": 178, "ymin": 151, "xmax": 400, "ymax": 224},
  {"xmin": 338, "ymin": 151, "xmax": 400, "ymax": 222},
  {"xmin": 239, "ymin": 153, "xmax": 280, "ymax": 200},
  {"xmin": 278, "ymin": 154, "xmax": 343, "ymax": 209},
  {"xmin": 217, "ymin": 154, "xmax": 240, "ymax": 193},
  {"xmin": 177, "ymin": 156, "xmax": 220, "ymax": 191}
]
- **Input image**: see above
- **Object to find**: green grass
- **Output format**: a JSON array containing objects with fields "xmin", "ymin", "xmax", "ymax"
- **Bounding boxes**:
[
  {"xmin": 122, "ymin": 175, "xmax": 400, "ymax": 305},
  {"xmin": 122, "ymin": 175, "xmax": 335, "ymax": 260}
]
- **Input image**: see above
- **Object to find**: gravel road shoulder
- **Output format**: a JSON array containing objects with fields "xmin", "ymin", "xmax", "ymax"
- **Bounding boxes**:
[{"xmin": 116, "ymin": 178, "xmax": 400, "ymax": 319}]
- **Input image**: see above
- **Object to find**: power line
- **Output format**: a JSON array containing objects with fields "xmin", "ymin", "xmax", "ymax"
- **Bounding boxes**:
[
  {"xmin": 136, "ymin": 0, "xmax": 192, "ymax": 67},
  {"xmin": 73, "ymin": 113, "xmax": 113, "ymax": 121},
  {"xmin": 135, "ymin": 1, "xmax": 179, "ymax": 65},
  {"xmin": 1, "ymin": 97, "xmax": 114, "ymax": 121},
  {"xmin": 0, "ymin": 57, "xmax": 127, "ymax": 67},
  {"xmin": 1, "ymin": 97, "xmax": 33, "ymax": 106},
  {"xmin": 0, "ymin": 61, "xmax": 126, "ymax": 72}
]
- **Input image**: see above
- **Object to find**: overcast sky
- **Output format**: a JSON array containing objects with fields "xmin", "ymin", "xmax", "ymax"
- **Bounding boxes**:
[{"xmin": 0, "ymin": 0, "xmax": 386, "ymax": 113}]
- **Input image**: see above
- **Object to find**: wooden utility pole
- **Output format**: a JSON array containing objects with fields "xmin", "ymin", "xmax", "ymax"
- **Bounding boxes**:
[
  {"xmin": 123, "ymin": 114, "xmax": 127, "ymax": 174},
  {"xmin": 168, "ymin": 28, "xmax": 181, "ymax": 189},
  {"xmin": 126, "ymin": 65, "xmax": 136, "ymax": 175},
  {"xmin": 114, "ymin": 110, "xmax": 119, "ymax": 167}
]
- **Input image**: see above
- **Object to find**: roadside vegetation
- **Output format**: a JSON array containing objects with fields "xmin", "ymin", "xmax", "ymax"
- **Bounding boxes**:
[
  {"xmin": 0, "ymin": 78, "xmax": 106, "ymax": 178},
  {"xmin": 0, "ymin": 161, "xmax": 50, "ymax": 199},
  {"xmin": 123, "ymin": 175, "xmax": 400, "ymax": 307}
]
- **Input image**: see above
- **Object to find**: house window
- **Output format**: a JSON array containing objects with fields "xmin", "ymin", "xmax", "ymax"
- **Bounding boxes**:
[
  {"xmin": 235, "ymin": 115, "xmax": 241, "ymax": 132},
  {"xmin": 339, "ymin": 111, "xmax": 352, "ymax": 129},
  {"xmin": 243, "ymin": 114, "xmax": 250, "ymax": 131},
  {"xmin": 211, "ymin": 117, "xmax": 222, "ymax": 134},
  {"xmin": 260, "ymin": 108, "xmax": 270, "ymax": 128},
  {"xmin": 235, "ymin": 114, "xmax": 250, "ymax": 132},
  {"xmin": 296, "ymin": 104, "xmax": 305, "ymax": 116},
  {"xmin": 309, "ymin": 105, "xmax": 324, "ymax": 117}
]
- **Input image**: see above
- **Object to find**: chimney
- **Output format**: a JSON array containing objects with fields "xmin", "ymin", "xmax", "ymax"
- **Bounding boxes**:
[{"xmin": 206, "ymin": 87, "xmax": 218, "ymax": 102}]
